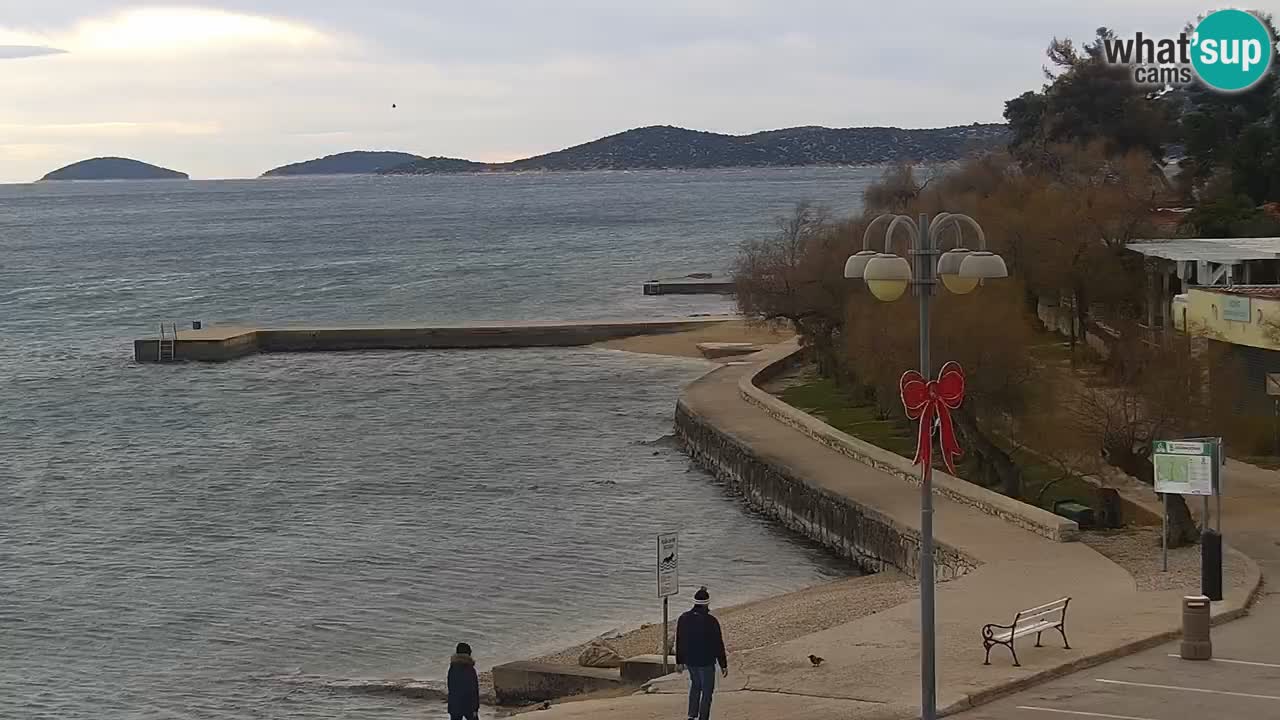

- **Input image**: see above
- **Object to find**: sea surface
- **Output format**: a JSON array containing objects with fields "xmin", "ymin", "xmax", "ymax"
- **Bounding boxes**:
[{"xmin": 0, "ymin": 167, "xmax": 881, "ymax": 719}]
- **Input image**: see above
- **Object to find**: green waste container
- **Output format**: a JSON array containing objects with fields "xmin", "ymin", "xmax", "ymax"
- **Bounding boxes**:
[{"xmin": 1053, "ymin": 500, "xmax": 1095, "ymax": 529}]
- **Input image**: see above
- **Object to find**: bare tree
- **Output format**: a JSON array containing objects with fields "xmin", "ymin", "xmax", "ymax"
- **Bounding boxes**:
[{"xmin": 733, "ymin": 204, "xmax": 857, "ymax": 374}]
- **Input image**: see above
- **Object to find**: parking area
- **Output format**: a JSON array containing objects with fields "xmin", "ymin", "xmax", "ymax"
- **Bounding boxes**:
[{"xmin": 959, "ymin": 591, "xmax": 1280, "ymax": 720}]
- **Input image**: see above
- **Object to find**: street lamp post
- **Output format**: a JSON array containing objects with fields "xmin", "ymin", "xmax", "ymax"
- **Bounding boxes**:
[{"xmin": 845, "ymin": 212, "xmax": 1007, "ymax": 720}]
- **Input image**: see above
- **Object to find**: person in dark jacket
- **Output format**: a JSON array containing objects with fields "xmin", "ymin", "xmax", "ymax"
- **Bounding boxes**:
[
  {"xmin": 676, "ymin": 586, "xmax": 727, "ymax": 720},
  {"xmin": 447, "ymin": 642, "xmax": 480, "ymax": 720}
]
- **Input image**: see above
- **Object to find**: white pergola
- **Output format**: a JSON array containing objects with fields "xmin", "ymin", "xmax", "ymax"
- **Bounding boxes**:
[{"xmin": 1127, "ymin": 237, "xmax": 1280, "ymax": 286}]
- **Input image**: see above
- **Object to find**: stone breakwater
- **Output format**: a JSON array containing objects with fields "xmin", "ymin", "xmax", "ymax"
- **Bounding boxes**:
[{"xmin": 132, "ymin": 317, "xmax": 737, "ymax": 363}]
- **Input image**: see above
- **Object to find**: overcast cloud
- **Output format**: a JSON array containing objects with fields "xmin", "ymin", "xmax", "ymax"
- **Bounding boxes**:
[{"xmin": 0, "ymin": 1, "xmax": 1224, "ymax": 182}]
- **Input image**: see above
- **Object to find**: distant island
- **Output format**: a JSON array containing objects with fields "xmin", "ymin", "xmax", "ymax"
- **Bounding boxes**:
[
  {"xmin": 261, "ymin": 151, "xmax": 428, "ymax": 177},
  {"xmin": 40, "ymin": 157, "xmax": 188, "ymax": 181},
  {"xmin": 375, "ymin": 123, "xmax": 1008, "ymax": 175}
]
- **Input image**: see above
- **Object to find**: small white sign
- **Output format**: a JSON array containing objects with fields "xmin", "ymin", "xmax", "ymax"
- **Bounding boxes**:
[
  {"xmin": 657, "ymin": 532, "xmax": 679, "ymax": 598},
  {"xmin": 1156, "ymin": 440, "xmax": 1211, "ymax": 456},
  {"xmin": 1222, "ymin": 295, "xmax": 1252, "ymax": 323}
]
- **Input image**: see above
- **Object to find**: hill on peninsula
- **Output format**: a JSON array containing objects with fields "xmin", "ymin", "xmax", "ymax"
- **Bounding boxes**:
[
  {"xmin": 261, "ymin": 151, "xmax": 428, "ymax": 177},
  {"xmin": 40, "ymin": 157, "xmax": 188, "ymax": 181},
  {"xmin": 380, "ymin": 123, "xmax": 1008, "ymax": 174}
]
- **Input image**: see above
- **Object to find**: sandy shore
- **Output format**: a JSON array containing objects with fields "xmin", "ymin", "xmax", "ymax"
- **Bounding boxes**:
[
  {"xmin": 530, "ymin": 571, "xmax": 914, "ymax": 668},
  {"xmin": 596, "ymin": 319, "xmax": 794, "ymax": 359}
]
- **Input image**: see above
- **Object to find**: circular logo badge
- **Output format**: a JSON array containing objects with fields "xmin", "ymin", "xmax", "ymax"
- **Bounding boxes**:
[{"xmin": 1191, "ymin": 9, "xmax": 1275, "ymax": 92}]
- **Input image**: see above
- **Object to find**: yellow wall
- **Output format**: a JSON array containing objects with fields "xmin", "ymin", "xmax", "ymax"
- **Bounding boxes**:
[{"xmin": 1182, "ymin": 288, "xmax": 1280, "ymax": 350}]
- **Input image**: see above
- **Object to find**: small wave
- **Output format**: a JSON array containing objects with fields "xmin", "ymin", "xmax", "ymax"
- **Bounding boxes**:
[
  {"xmin": 325, "ymin": 677, "xmax": 448, "ymax": 701},
  {"xmin": 274, "ymin": 673, "xmax": 448, "ymax": 701}
]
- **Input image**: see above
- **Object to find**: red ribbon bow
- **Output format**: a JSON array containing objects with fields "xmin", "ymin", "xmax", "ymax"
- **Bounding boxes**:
[{"xmin": 899, "ymin": 361, "xmax": 965, "ymax": 473}]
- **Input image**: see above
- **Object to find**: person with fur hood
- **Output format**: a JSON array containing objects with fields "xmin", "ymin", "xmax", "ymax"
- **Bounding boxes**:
[{"xmin": 447, "ymin": 642, "xmax": 480, "ymax": 720}]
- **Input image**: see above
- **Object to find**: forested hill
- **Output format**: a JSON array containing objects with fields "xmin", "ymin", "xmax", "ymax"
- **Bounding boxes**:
[
  {"xmin": 261, "ymin": 151, "xmax": 427, "ymax": 177},
  {"xmin": 40, "ymin": 157, "xmax": 188, "ymax": 181},
  {"xmin": 380, "ymin": 123, "xmax": 1009, "ymax": 174}
]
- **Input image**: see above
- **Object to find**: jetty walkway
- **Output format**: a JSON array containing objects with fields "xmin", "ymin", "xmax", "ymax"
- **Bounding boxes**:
[
  {"xmin": 132, "ymin": 317, "xmax": 736, "ymax": 362},
  {"xmin": 533, "ymin": 341, "xmax": 1260, "ymax": 720}
]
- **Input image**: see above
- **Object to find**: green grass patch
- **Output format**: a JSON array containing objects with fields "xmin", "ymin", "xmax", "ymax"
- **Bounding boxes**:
[
  {"xmin": 777, "ymin": 375, "xmax": 1098, "ymax": 512},
  {"xmin": 778, "ymin": 378, "xmax": 916, "ymax": 458}
]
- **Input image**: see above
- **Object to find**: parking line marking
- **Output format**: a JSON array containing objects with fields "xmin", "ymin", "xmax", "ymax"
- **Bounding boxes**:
[
  {"xmin": 1166, "ymin": 654, "xmax": 1280, "ymax": 669},
  {"xmin": 1096, "ymin": 678, "xmax": 1280, "ymax": 700},
  {"xmin": 1016, "ymin": 706, "xmax": 1160, "ymax": 720}
]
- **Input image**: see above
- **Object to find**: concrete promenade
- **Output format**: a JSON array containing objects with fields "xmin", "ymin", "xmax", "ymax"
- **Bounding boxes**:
[
  {"xmin": 132, "ymin": 317, "xmax": 736, "ymax": 362},
  {"xmin": 531, "ymin": 345, "xmax": 1260, "ymax": 720}
]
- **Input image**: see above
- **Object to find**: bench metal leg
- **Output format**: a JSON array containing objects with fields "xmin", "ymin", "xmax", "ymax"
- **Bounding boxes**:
[
  {"xmin": 1057, "ymin": 625, "xmax": 1071, "ymax": 650},
  {"xmin": 1035, "ymin": 632, "xmax": 1043, "ymax": 648},
  {"xmin": 985, "ymin": 641, "xmax": 1020, "ymax": 667}
]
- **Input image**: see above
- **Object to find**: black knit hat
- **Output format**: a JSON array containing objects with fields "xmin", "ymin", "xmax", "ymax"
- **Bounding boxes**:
[
  {"xmin": 456, "ymin": 642, "xmax": 472, "ymax": 655},
  {"xmin": 693, "ymin": 586, "xmax": 710, "ymax": 606}
]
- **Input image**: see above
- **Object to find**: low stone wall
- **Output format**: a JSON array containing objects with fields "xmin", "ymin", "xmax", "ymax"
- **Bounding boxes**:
[
  {"xmin": 675, "ymin": 401, "xmax": 975, "ymax": 580},
  {"xmin": 738, "ymin": 342, "xmax": 1079, "ymax": 543}
]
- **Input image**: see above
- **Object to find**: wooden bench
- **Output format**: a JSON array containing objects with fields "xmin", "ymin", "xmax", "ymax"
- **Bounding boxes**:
[{"xmin": 982, "ymin": 597, "xmax": 1071, "ymax": 667}]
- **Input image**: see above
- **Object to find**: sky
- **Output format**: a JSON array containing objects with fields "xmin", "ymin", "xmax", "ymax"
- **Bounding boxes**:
[{"xmin": 0, "ymin": 1, "xmax": 1231, "ymax": 182}]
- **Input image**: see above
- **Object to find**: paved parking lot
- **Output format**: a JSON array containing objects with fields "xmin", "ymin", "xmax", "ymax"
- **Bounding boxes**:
[
  {"xmin": 961, "ymin": 562, "xmax": 1280, "ymax": 720},
  {"xmin": 959, "ymin": 604, "xmax": 1280, "ymax": 720}
]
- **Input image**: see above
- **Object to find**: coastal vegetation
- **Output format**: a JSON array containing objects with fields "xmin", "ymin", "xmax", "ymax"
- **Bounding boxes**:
[
  {"xmin": 260, "ymin": 151, "xmax": 427, "ymax": 177},
  {"xmin": 734, "ymin": 12, "xmax": 1280, "ymax": 547},
  {"xmin": 39, "ymin": 157, "xmax": 188, "ymax": 181}
]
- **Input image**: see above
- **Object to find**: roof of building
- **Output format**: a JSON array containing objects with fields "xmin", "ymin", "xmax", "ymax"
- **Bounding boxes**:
[
  {"xmin": 1196, "ymin": 285, "xmax": 1280, "ymax": 299},
  {"xmin": 1126, "ymin": 237, "xmax": 1280, "ymax": 263}
]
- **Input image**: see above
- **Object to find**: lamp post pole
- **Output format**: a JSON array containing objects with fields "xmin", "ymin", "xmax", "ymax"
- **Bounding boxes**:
[
  {"xmin": 847, "ymin": 210, "xmax": 1005, "ymax": 720},
  {"xmin": 915, "ymin": 212, "xmax": 938, "ymax": 720}
]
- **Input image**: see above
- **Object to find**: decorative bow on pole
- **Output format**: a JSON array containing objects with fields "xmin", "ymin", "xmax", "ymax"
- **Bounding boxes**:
[{"xmin": 899, "ymin": 361, "xmax": 966, "ymax": 473}]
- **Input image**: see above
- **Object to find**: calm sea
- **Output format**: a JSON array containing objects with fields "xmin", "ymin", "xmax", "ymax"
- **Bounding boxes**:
[{"xmin": 0, "ymin": 167, "xmax": 880, "ymax": 719}]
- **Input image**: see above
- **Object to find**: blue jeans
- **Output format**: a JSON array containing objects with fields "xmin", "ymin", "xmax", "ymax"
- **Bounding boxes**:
[{"xmin": 687, "ymin": 664, "xmax": 716, "ymax": 720}]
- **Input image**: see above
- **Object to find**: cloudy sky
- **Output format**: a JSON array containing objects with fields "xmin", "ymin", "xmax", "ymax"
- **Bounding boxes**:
[{"xmin": 0, "ymin": 1, "xmax": 1218, "ymax": 182}]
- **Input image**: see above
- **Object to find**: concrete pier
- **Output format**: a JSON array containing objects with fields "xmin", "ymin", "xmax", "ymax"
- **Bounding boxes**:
[
  {"xmin": 642, "ymin": 276, "xmax": 734, "ymax": 295},
  {"xmin": 134, "ymin": 317, "xmax": 735, "ymax": 363}
]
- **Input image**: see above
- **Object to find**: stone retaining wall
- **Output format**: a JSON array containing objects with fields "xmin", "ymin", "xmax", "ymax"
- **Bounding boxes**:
[
  {"xmin": 739, "ymin": 343, "xmax": 1079, "ymax": 543},
  {"xmin": 674, "ymin": 401, "xmax": 976, "ymax": 580}
]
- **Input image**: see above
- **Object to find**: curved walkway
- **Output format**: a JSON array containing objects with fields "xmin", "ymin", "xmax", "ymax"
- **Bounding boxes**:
[{"xmin": 534, "ymin": 344, "xmax": 1259, "ymax": 720}]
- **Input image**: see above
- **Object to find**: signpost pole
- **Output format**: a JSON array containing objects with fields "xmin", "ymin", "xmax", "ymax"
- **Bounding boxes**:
[
  {"xmin": 662, "ymin": 597, "xmax": 669, "ymax": 675},
  {"xmin": 1162, "ymin": 493, "xmax": 1169, "ymax": 573},
  {"xmin": 1216, "ymin": 437, "xmax": 1223, "ymax": 535}
]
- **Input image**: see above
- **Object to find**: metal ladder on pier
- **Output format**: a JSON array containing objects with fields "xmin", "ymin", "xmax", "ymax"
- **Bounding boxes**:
[{"xmin": 157, "ymin": 322, "xmax": 178, "ymax": 362}]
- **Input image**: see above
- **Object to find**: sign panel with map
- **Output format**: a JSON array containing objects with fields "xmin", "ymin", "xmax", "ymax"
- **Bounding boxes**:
[{"xmin": 1152, "ymin": 440, "xmax": 1216, "ymax": 496}]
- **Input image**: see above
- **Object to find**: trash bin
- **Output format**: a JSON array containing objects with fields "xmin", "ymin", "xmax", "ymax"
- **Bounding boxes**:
[
  {"xmin": 1097, "ymin": 487, "xmax": 1123, "ymax": 529},
  {"xmin": 1053, "ymin": 500, "xmax": 1095, "ymax": 529},
  {"xmin": 1180, "ymin": 595, "xmax": 1212, "ymax": 660}
]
